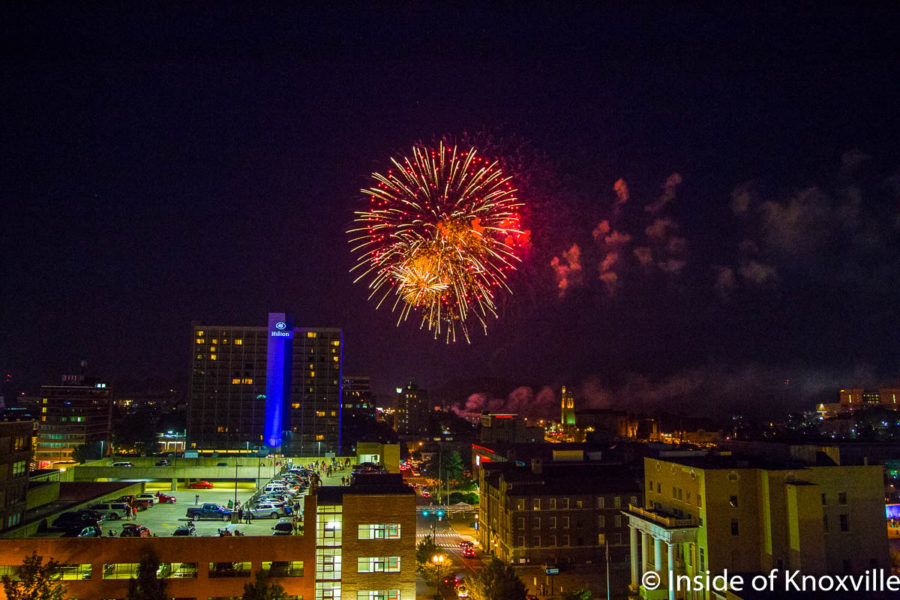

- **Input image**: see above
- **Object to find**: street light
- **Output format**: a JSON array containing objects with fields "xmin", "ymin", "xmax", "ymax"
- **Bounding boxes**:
[{"xmin": 431, "ymin": 554, "xmax": 444, "ymax": 564}]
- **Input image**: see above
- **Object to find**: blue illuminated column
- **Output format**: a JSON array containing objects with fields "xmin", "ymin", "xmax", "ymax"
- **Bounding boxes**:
[{"xmin": 265, "ymin": 312, "xmax": 294, "ymax": 449}]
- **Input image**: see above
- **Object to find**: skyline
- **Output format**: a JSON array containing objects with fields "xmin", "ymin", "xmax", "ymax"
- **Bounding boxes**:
[{"xmin": 1, "ymin": 5, "xmax": 899, "ymax": 417}]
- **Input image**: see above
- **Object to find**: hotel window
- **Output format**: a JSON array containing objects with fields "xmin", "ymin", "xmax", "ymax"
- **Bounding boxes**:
[
  {"xmin": 614, "ymin": 515, "xmax": 622, "ymax": 527},
  {"xmin": 533, "ymin": 517, "xmax": 541, "ymax": 529},
  {"xmin": 56, "ymin": 564, "xmax": 92, "ymax": 580},
  {"xmin": 262, "ymin": 561, "xmax": 304, "ymax": 577},
  {"xmin": 358, "ymin": 523, "xmax": 400, "ymax": 540},
  {"xmin": 597, "ymin": 515, "xmax": 605, "ymax": 528},
  {"xmin": 212, "ymin": 338, "xmax": 218, "ymax": 344},
  {"xmin": 210, "ymin": 354, "xmax": 217, "ymax": 361},
  {"xmin": 575, "ymin": 500, "xmax": 583, "ymax": 509},
  {"xmin": 699, "ymin": 548, "xmax": 705, "ymax": 570},
  {"xmin": 196, "ymin": 338, "xmax": 205, "ymax": 344},
  {"xmin": 517, "ymin": 517, "xmax": 525, "ymax": 530},
  {"xmin": 532, "ymin": 498, "xmax": 540, "ymax": 510},
  {"xmin": 548, "ymin": 498, "xmax": 556, "ymax": 509},
  {"xmin": 550, "ymin": 516, "xmax": 557, "ymax": 529},
  {"xmin": 614, "ymin": 496, "xmax": 621, "ymax": 508},
  {"xmin": 560, "ymin": 498, "xmax": 569, "ymax": 509},
  {"xmin": 550, "ymin": 534, "xmax": 557, "ymax": 546},
  {"xmin": 597, "ymin": 496, "xmax": 605, "ymax": 509},
  {"xmin": 516, "ymin": 536, "xmax": 525, "ymax": 547},
  {"xmin": 357, "ymin": 556, "xmax": 400, "ymax": 573},
  {"xmin": 515, "ymin": 499, "xmax": 525, "ymax": 511},
  {"xmin": 307, "ymin": 332, "xmax": 317, "ymax": 338},
  {"xmin": 731, "ymin": 519, "xmax": 739, "ymax": 536},
  {"xmin": 822, "ymin": 493, "xmax": 827, "ymax": 505},
  {"xmin": 197, "ymin": 330, "xmax": 204, "ymax": 336},
  {"xmin": 823, "ymin": 515, "xmax": 829, "ymax": 532},
  {"xmin": 840, "ymin": 514, "xmax": 849, "ymax": 531},
  {"xmin": 316, "ymin": 411, "xmax": 326, "ymax": 417},
  {"xmin": 532, "ymin": 535, "xmax": 541, "ymax": 546},
  {"xmin": 316, "ymin": 435, "xmax": 324, "ymax": 441},
  {"xmin": 357, "ymin": 592, "xmax": 399, "ymax": 600},
  {"xmin": 562, "ymin": 534, "xmax": 570, "ymax": 546},
  {"xmin": 235, "ymin": 339, "xmax": 243, "ymax": 345},
  {"xmin": 729, "ymin": 495, "xmax": 738, "ymax": 507},
  {"xmin": 838, "ymin": 492, "xmax": 847, "ymax": 505},
  {"xmin": 561, "ymin": 516, "xmax": 570, "ymax": 529},
  {"xmin": 630, "ymin": 496, "xmax": 638, "ymax": 505},
  {"xmin": 317, "ymin": 507, "xmax": 343, "ymax": 546}
]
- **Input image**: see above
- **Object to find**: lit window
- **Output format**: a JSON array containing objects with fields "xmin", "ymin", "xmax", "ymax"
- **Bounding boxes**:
[
  {"xmin": 310, "ymin": 371, "xmax": 316, "ymax": 377},
  {"xmin": 317, "ymin": 411, "xmax": 326, "ymax": 417},
  {"xmin": 331, "ymin": 411, "xmax": 336, "ymax": 417},
  {"xmin": 232, "ymin": 378, "xmax": 241, "ymax": 384},
  {"xmin": 307, "ymin": 332, "xmax": 317, "ymax": 338},
  {"xmin": 316, "ymin": 435, "xmax": 324, "ymax": 441},
  {"xmin": 235, "ymin": 339, "xmax": 243, "ymax": 345},
  {"xmin": 210, "ymin": 355, "xmax": 217, "ymax": 361},
  {"xmin": 332, "ymin": 340, "xmax": 340, "ymax": 347},
  {"xmin": 242, "ymin": 378, "xmax": 253, "ymax": 384},
  {"xmin": 291, "ymin": 403, "xmax": 300, "ymax": 409},
  {"xmin": 358, "ymin": 523, "xmax": 401, "ymax": 540},
  {"xmin": 197, "ymin": 330, "xmax": 204, "ymax": 336},
  {"xmin": 196, "ymin": 354, "xmax": 203, "ymax": 360},
  {"xmin": 212, "ymin": 339, "xmax": 218, "ymax": 344},
  {"xmin": 196, "ymin": 338, "xmax": 205, "ymax": 344},
  {"xmin": 333, "ymin": 356, "xmax": 339, "ymax": 362}
]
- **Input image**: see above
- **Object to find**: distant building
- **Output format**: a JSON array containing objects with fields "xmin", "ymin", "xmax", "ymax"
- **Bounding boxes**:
[
  {"xmin": 394, "ymin": 382, "xmax": 430, "ymax": 437},
  {"xmin": 624, "ymin": 454, "xmax": 890, "ymax": 598},
  {"xmin": 0, "ymin": 420, "xmax": 32, "ymax": 531},
  {"xmin": 817, "ymin": 387, "xmax": 900, "ymax": 418},
  {"xmin": 478, "ymin": 459, "xmax": 641, "ymax": 567},
  {"xmin": 560, "ymin": 385, "xmax": 576, "ymax": 428},
  {"xmin": 575, "ymin": 409, "xmax": 638, "ymax": 442},
  {"xmin": 342, "ymin": 376, "xmax": 375, "ymax": 421},
  {"xmin": 187, "ymin": 313, "xmax": 343, "ymax": 455},
  {"xmin": 479, "ymin": 414, "xmax": 543, "ymax": 444},
  {"xmin": 29, "ymin": 374, "xmax": 112, "ymax": 466}
]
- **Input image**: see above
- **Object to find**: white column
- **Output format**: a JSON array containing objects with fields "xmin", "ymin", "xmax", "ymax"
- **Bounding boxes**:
[
  {"xmin": 629, "ymin": 526, "xmax": 639, "ymax": 589},
  {"xmin": 654, "ymin": 537, "xmax": 662, "ymax": 571},
  {"xmin": 667, "ymin": 542, "xmax": 675, "ymax": 600},
  {"xmin": 642, "ymin": 532, "xmax": 650, "ymax": 574}
]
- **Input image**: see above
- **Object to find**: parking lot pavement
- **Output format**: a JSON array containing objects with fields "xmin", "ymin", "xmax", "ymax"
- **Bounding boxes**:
[{"xmin": 105, "ymin": 487, "xmax": 302, "ymax": 538}]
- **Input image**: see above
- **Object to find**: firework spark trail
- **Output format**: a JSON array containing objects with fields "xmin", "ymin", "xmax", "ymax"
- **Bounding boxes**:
[{"xmin": 348, "ymin": 142, "xmax": 526, "ymax": 342}]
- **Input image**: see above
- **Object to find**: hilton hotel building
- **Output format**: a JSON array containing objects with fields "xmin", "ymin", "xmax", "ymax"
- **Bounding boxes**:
[{"xmin": 187, "ymin": 313, "xmax": 342, "ymax": 455}]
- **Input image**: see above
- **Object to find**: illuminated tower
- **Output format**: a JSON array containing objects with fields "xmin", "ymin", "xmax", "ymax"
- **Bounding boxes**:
[
  {"xmin": 264, "ymin": 313, "xmax": 294, "ymax": 449},
  {"xmin": 561, "ymin": 385, "xmax": 576, "ymax": 427}
]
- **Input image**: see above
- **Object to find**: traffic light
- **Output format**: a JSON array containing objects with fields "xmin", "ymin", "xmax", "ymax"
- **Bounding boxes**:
[
  {"xmin": 422, "ymin": 510, "xmax": 430, "ymax": 517},
  {"xmin": 436, "ymin": 510, "xmax": 444, "ymax": 518}
]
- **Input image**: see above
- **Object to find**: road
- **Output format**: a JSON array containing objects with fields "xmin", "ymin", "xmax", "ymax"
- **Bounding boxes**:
[{"xmin": 415, "ymin": 491, "xmax": 484, "ymax": 599}]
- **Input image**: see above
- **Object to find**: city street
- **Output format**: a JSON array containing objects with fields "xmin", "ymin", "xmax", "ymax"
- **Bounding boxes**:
[{"xmin": 415, "ymin": 490, "xmax": 483, "ymax": 599}]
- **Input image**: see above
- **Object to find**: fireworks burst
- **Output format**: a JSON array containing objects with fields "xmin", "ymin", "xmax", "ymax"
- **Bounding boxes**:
[{"xmin": 348, "ymin": 142, "xmax": 526, "ymax": 342}]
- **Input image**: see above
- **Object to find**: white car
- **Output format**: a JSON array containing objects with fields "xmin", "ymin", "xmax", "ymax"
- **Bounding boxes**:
[
  {"xmin": 248, "ymin": 503, "xmax": 284, "ymax": 518},
  {"xmin": 136, "ymin": 494, "xmax": 156, "ymax": 505}
]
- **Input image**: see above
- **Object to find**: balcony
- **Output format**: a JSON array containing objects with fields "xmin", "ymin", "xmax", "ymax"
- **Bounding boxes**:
[{"xmin": 626, "ymin": 505, "xmax": 697, "ymax": 529}]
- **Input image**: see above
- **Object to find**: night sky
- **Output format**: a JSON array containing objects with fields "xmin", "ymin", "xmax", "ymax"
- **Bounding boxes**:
[{"xmin": 2, "ymin": 5, "xmax": 898, "ymax": 417}]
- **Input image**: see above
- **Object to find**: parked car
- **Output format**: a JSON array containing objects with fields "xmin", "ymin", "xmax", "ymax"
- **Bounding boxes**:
[
  {"xmin": 188, "ymin": 480, "xmax": 214, "ymax": 489},
  {"xmin": 63, "ymin": 525, "xmax": 102, "ymax": 538},
  {"xmin": 172, "ymin": 524, "xmax": 195, "ymax": 536},
  {"xmin": 156, "ymin": 492, "xmax": 176, "ymax": 504},
  {"xmin": 132, "ymin": 497, "xmax": 153, "ymax": 510},
  {"xmin": 155, "ymin": 459, "xmax": 170, "ymax": 466},
  {"xmin": 216, "ymin": 462, "xmax": 228, "ymax": 467},
  {"xmin": 272, "ymin": 519, "xmax": 294, "ymax": 535},
  {"xmin": 186, "ymin": 503, "xmax": 232, "ymax": 521},
  {"xmin": 113, "ymin": 462, "xmax": 133, "ymax": 468},
  {"xmin": 264, "ymin": 483, "xmax": 286, "ymax": 492},
  {"xmin": 248, "ymin": 503, "xmax": 284, "ymax": 519},
  {"xmin": 88, "ymin": 502, "xmax": 129, "ymax": 520},
  {"xmin": 52, "ymin": 512, "xmax": 98, "ymax": 531},
  {"xmin": 462, "ymin": 546, "xmax": 476, "ymax": 558},
  {"xmin": 120, "ymin": 524, "xmax": 151, "ymax": 538},
  {"xmin": 136, "ymin": 494, "xmax": 156, "ymax": 505},
  {"xmin": 77, "ymin": 509, "xmax": 105, "ymax": 523}
]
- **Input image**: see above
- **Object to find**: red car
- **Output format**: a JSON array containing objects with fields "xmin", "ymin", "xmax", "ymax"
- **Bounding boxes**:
[
  {"xmin": 156, "ymin": 492, "xmax": 176, "ymax": 503},
  {"xmin": 462, "ymin": 546, "xmax": 476, "ymax": 558},
  {"xmin": 188, "ymin": 480, "xmax": 214, "ymax": 489}
]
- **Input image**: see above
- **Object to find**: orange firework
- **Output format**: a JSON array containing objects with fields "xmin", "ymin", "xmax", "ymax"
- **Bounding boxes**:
[{"xmin": 348, "ymin": 142, "xmax": 526, "ymax": 342}]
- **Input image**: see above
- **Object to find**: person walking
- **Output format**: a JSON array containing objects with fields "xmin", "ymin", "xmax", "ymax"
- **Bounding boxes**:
[{"xmin": 195, "ymin": 493, "xmax": 200, "ymax": 505}]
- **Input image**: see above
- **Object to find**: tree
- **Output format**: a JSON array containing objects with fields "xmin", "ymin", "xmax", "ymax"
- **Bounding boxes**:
[
  {"xmin": 71, "ymin": 444, "xmax": 93, "ymax": 464},
  {"xmin": 126, "ymin": 551, "xmax": 166, "ymax": 600},
  {"xmin": 469, "ymin": 558, "xmax": 527, "ymax": 600},
  {"xmin": 242, "ymin": 571, "xmax": 288, "ymax": 600},
  {"xmin": 416, "ymin": 535, "xmax": 440, "ymax": 568},
  {"xmin": 1, "ymin": 552, "xmax": 66, "ymax": 600},
  {"xmin": 561, "ymin": 590, "xmax": 592, "ymax": 600}
]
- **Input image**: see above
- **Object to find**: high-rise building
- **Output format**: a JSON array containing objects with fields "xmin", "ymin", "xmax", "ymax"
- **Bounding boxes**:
[
  {"xmin": 187, "ymin": 313, "xmax": 342, "ymax": 455},
  {"xmin": 0, "ymin": 419, "xmax": 32, "ymax": 531},
  {"xmin": 342, "ymin": 376, "xmax": 375, "ymax": 421},
  {"xmin": 31, "ymin": 374, "xmax": 112, "ymax": 466},
  {"xmin": 394, "ymin": 382, "xmax": 429, "ymax": 437}
]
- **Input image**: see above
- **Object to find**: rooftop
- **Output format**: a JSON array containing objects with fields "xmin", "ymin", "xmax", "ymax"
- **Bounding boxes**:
[{"xmin": 315, "ymin": 473, "xmax": 414, "ymax": 504}]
